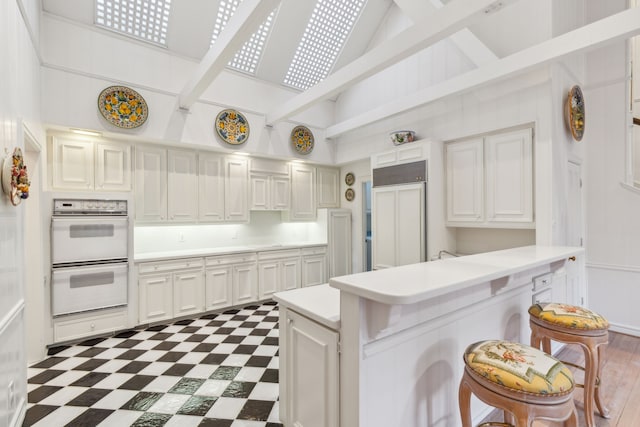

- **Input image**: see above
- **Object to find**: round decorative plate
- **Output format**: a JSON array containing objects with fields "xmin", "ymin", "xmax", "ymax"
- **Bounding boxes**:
[
  {"xmin": 345, "ymin": 188, "xmax": 355, "ymax": 202},
  {"xmin": 1, "ymin": 147, "xmax": 30, "ymax": 206},
  {"xmin": 345, "ymin": 172, "xmax": 355, "ymax": 186},
  {"xmin": 98, "ymin": 86, "xmax": 148, "ymax": 129},
  {"xmin": 291, "ymin": 125, "xmax": 314, "ymax": 154},
  {"xmin": 565, "ymin": 85, "xmax": 585, "ymax": 141},
  {"xmin": 215, "ymin": 109, "xmax": 250, "ymax": 145}
]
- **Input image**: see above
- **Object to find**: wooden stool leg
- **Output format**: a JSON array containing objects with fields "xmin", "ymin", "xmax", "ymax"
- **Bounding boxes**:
[
  {"xmin": 458, "ymin": 375, "xmax": 473, "ymax": 427},
  {"xmin": 564, "ymin": 406, "xmax": 579, "ymax": 427},
  {"xmin": 594, "ymin": 343, "xmax": 610, "ymax": 419},
  {"xmin": 503, "ymin": 410, "xmax": 515, "ymax": 425},
  {"xmin": 581, "ymin": 342, "xmax": 598, "ymax": 427}
]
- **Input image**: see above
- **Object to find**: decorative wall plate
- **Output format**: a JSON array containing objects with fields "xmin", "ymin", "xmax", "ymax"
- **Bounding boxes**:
[
  {"xmin": 345, "ymin": 188, "xmax": 355, "ymax": 202},
  {"xmin": 1, "ymin": 147, "xmax": 30, "ymax": 206},
  {"xmin": 215, "ymin": 109, "xmax": 250, "ymax": 145},
  {"xmin": 291, "ymin": 125, "xmax": 314, "ymax": 154},
  {"xmin": 345, "ymin": 172, "xmax": 355, "ymax": 186},
  {"xmin": 565, "ymin": 85, "xmax": 585, "ymax": 141},
  {"xmin": 98, "ymin": 86, "xmax": 148, "ymax": 129}
]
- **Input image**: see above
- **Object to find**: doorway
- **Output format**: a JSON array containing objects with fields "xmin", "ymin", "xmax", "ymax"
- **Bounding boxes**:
[{"xmin": 362, "ymin": 180, "xmax": 372, "ymax": 271}]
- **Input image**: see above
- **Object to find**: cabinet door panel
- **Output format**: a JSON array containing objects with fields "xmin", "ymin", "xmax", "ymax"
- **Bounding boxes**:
[
  {"xmin": 301, "ymin": 255, "xmax": 326, "ymax": 287},
  {"xmin": 290, "ymin": 164, "xmax": 316, "ymax": 220},
  {"xmin": 281, "ymin": 258, "xmax": 301, "ymax": 291},
  {"xmin": 205, "ymin": 267, "xmax": 232, "ymax": 311},
  {"xmin": 372, "ymin": 187, "xmax": 397, "ymax": 269},
  {"xmin": 258, "ymin": 261, "xmax": 279, "ymax": 300},
  {"xmin": 96, "ymin": 142, "xmax": 131, "ymax": 191},
  {"xmin": 251, "ymin": 174, "xmax": 270, "ymax": 210},
  {"xmin": 135, "ymin": 147, "xmax": 167, "ymax": 222},
  {"xmin": 446, "ymin": 138, "xmax": 484, "ymax": 223},
  {"xmin": 52, "ymin": 137, "xmax": 94, "ymax": 190},
  {"xmin": 317, "ymin": 167, "xmax": 339, "ymax": 208},
  {"xmin": 199, "ymin": 154, "xmax": 225, "ymax": 222},
  {"xmin": 271, "ymin": 176, "xmax": 291, "ymax": 210},
  {"xmin": 225, "ymin": 157, "xmax": 249, "ymax": 222},
  {"xmin": 328, "ymin": 210, "xmax": 351, "ymax": 277},
  {"xmin": 168, "ymin": 150, "xmax": 198, "ymax": 222},
  {"xmin": 233, "ymin": 263, "xmax": 257, "ymax": 305},
  {"xmin": 396, "ymin": 184, "xmax": 425, "ymax": 267},
  {"xmin": 173, "ymin": 270, "xmax": 204, "ymax": 317},
  {"xmin": 139, "ymin": 274, "xmax": 172, "ymax": 323}
]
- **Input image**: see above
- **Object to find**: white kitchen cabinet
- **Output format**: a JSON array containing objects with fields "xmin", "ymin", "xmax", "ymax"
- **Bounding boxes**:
[
  {"xmin": 96, "ymin": 141, "xmax": 131, "ymax": 191},
  {"xmin": 250, "ymin": 173, "xmax": 290, "ymax": 210},
  {"xmin": 53, "ymin": 307, "xmax": 129, "ymax": 343},
  {"xmin": 445, "ymin": 138, "xmax": 484, "ymax": 224},
  {"xmin": 316, "ymin": 167, "xmax": 340, "ymax": 208},
  {"xmin": 445, "ymin": 128, "xmax": 534, "ymax": 228},
  {"xmin": 301, "ymin": 246, "xmax": 327, "ymax": 287},
  {"xmin": 198, "ymin": 153, "xmax": 225, "ymax": 222},
  {"xmin": 205, "ymin": 253, "xmax": 258, "ymax": 309},
  {"xmin": 233, "ymin": 261, "xmax": 258, "ymax": 305},
  {"xmin": 135, "ymin": 146, "xmax": 168, "ymax": 222},
  {"xmin": 167, "ymin": 150, "xmax": 198, "ymax": 222},
  {"xmin": 328, "ymin": 209, "xmax": 352, "ymax": 277},
  {"xmin": 258, "ymin": 249, "xmax": 301, "ymax": 299},
  {"xmin": 138, "ymin": 258, "xmax": 204, "ymax": 323},
  {"xmin": 281, "ymin": 307, "xmax": 339, "ymax": 427},
  {"xmin": 287, "ymin": 163, "xmax": 317, "ymax": 221},
  {"xmin": 225, "ymin": 156, "xmax": 249, "ymax": 222},
  {"xmin": 372, "ymin": 183, "xmax": 425, "ymax": 270},
  {"xmin": 204, "ymin": 265, "xmax": 232, "ymax": 311}
]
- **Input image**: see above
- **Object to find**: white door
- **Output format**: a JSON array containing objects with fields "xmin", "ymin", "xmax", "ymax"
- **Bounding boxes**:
[
  {"xmin": 290, "ymin": 164, "xmax": 316, "ymax": 220},
  {"xmin": 271, "ymin": 175, "xmax": 291, "ymax": 210},
  {"xmin": 205, "ymin": 266, "xmax": 232, "ymax": 311},
  {"xmin": 173, "ymin": 270, "xmax": 204, "ymax": 317},
  {"xmin": 258, "ymin": 261, "xmax": 279, "ymax": 299},
  {"xmin": 445, "ymin": 138, "xmax": 484, "ymax": 223},
  {"xmin": 396, "ymin": 183, "xmax": 425, "ymax": 266},
  {"xmin": 250, "ymin": 173, "xmax": 270, "ymax": 210},
  {"xmin": 328, "ymin": 210, "xmax": 352, "ymax": 277},
  {"xmin": 199, "ymin": 153, "xmax": 225, "ymax": 222},
  {"xmin": 301, "ymin": 255, "xmax": 326, "ymax": 287},
  {"xmin": 225, "ymin": 157, "xmax": 249, "ymax": 222},
  {"xmin": 233, "ymin": 263, "xmax": 257, "ymax": 305},
  {"xmin": 281, "ymin": 258, "xmax": 301, "ymax": 291},
  {"xmin": 96, "ymin": 141, "xmax": 131, "ymax": 191},
  {"xmin": 52, "ymin": 137, "xmax": 95, "ymax": 190},
  {"xmin": 139, "ymin": 273, "xmax": 172, "ymax": 323},
  {"xmin": 168, "ymin": 150, "xmax": 198, "ymax": 222},
  {"xmin": 566, "ymin": 161, "xmax": 583, "ymax": 247},
  {"xmin": 135, "ymin": 147, "xmax": 167, "ymax": 222},
  {"xmin": 317, "ymin": 167, "xmax": 339, "ymax": 208},
  {"xmin": 372, "ymin": 187, "xmax": 397, "ymax": 270}
]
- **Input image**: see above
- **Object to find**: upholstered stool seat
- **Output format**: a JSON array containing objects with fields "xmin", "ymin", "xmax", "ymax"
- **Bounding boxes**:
[
  {"xmin": 459, "ymin": 340, "xmax": 578, "ymax": 427},
  {"xmin": 529, "ymin": 303, "xmax": 610, "ymax": 427}
]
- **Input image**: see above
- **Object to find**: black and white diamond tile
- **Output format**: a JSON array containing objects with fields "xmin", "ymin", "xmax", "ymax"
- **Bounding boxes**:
[{"xmin": 24, "ymin": 302, "xmax": 283, "ymax": 427}]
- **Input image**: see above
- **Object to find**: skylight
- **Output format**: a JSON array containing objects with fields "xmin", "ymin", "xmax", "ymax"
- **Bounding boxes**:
[
  {"xmin": 210, "ymin": 1, "xmax": 277, "ymax": 75},
  {"xmin": 283, "ymin": 0, "xmax": 366, "ymax": 91},
  {"xmin": 95, "ymin": 0, "xmax": 172, "ymax": 46}
]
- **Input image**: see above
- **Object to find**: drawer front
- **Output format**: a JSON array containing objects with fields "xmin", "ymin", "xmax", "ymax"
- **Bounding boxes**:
[
  {"xmin": 54, "ymin": 308, "xmax": 128, "ymax": 343},
  {"xmin": 139, "ymin": 258, "xmax": 204, "ymax": 274},
  {"xmin": 206, "ymin": 254, "xmax": 257, "ymax": 267},
  {"xmin": 301, "ymin": 246, "xmax": 327, "ymax": 256},
  {"xmin": 258, "ymin": 249, "xmax": 301, "ymax": 261}
]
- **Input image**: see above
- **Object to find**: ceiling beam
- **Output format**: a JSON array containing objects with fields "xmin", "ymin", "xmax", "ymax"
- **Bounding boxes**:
[
  {"xmin": 326, "ymin": 7, "xmax": 640, "ymax": 139},
  {"xmin": 265, "ymin": 0, "xmax": 517, "ymax": 125},
  {"xmin": 178, "ymin": 0, "xmax": 280, "ymax": 110},
  {"xmin": 394, "ymin": 0, "xmax": 498, "ymax": 67}
]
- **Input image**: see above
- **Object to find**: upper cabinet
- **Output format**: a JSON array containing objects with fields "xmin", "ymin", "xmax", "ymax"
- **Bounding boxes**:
[
  {"xmin": 316, "ymin": 167, "xmax": 340, "ymax": 208},
  {"xmin": 249, "ymin": 158, "xmax": 290, "ymax": 211},
  {"xmin": 445, "ymin": 128, "xmax": 534, "ymax": 228},
  {"xmin": 167, "ymin": 150, "xmax": 198, "ymax": 222},
  {"xmin": 198, "ymin": 153, "xmax": 225, "ymax": 222},
  {"xmin": 287, "ymin": 163, "xmax": 317, "ymax": 221},
  {"xmin": 52, "ymin": 136, "xmax": 131, "ymax": 191},
  {"xmin": 135, "ymin": 146, "xmax": 168, "ymax": 222},
  {"xmin": 225, "ymin": 156, "xmax": 249, "ymax": 222}
]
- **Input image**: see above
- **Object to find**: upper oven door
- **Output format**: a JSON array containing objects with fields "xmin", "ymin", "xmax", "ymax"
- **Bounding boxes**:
[{"xmin": 51, "ymin": 216, "xmax": 128, "ymax": 265}]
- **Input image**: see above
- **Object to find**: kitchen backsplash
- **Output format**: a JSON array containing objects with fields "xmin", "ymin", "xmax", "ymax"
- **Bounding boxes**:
[{"xmin": 134, "ymin": 210, "xmax": 328, "ymax": 254}]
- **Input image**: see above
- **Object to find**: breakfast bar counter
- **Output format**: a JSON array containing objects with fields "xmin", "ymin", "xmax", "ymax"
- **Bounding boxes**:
[{"xmin": 274, "ymin": 245, "xmax": 585, "ymax": 427}]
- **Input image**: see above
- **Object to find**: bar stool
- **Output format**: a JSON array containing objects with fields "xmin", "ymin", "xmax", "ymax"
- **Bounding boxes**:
[
  {"xmin": 529, "ymin": 302, "xmax": 609, "ymax": 427},
  {"xmin": 459, "ymin": 340, "xmax": 578, "ymax": 427}
]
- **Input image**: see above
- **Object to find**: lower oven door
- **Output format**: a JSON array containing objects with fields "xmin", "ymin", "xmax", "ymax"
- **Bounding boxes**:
[
  {"xmin": 52, "ymin": 262, "xmax": 128, "ymax": 316},
  {"xmin": 51, "ymin": 216, "xmax": 128, "ymax": 265}
]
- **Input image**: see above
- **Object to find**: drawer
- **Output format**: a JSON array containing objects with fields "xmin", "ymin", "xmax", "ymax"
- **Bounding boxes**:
[
  {"xmin": 206, "ymin": 253, "xmax": 258, "ymax": 266},
  {"xmin": 138, "ymin": 258, "xmax": 204, "ymax": 274},
  {"xmin": 301, "ymin": 246, "xmax": 327, "ymax": 256},
  {"xmin": 54, "ymin": 308, "xmax": 128, "ymax": 343},
  {"xmin": 532, "ymin": 273, "xmax": 552, "ymax": 292},
  {"xmin": 257, "ymin": 248, "xmax": 301, "ymax": 261}
]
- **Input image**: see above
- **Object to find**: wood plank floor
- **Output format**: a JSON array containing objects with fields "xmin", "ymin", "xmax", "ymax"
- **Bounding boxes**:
[{"xmin": 479, "ymin": 331, "xmax": 640, "ymax": 426}]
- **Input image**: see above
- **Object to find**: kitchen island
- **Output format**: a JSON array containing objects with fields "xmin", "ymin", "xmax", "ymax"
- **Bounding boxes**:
[{"xmin": 274, "ymin": 245, "xmax": 585, "ymax": 427}]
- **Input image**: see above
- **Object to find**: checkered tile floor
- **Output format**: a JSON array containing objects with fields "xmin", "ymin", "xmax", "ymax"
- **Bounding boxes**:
[{"xmin": 24, "ymin": 302, "xmax": 283, "ymax": 427}]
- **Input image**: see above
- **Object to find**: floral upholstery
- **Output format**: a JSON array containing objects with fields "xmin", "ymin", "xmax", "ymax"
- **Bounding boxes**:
[
  {"xmin": 529, "ymin": 303, "xmax": 609, "ymax": 331},
  {"xmin": 464, "ymin": 340, "xmax": 574, "ymax": 395}
]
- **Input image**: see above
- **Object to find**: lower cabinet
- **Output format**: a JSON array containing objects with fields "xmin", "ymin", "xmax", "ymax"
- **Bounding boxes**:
[
  {"xmin": 138, "ymin": 258, "xmax": 204, "ymax": 323},
  {"xmin": 301, "ymin": 246, "xmax": 327, "ymax": 287},
  {"xmin": 280, "ymin": 307, "xmax": 339, "ymax": 427},
  {"xmin": 205, "ymin": 253, "xmax": 258, "ymax": 309},
  {"xmin": 258, "ymin": 249, "xmax": 301, "ymax": 300}
]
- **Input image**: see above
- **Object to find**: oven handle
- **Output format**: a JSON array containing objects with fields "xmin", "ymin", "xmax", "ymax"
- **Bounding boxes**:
[{"xmin": 51, "ymin": 262, "xmax": 129, "ymax": 274}]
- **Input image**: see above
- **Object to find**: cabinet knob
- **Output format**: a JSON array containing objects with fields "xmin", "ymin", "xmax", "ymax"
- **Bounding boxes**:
[{"xmin": 568, "ymin": 256, "xmax": 576, "ymax": 261}]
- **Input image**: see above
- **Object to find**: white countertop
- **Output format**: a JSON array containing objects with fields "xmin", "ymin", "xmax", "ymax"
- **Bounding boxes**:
[
  {"xmin": 273, "ymin": 284, "xmax": 340, "ymax": 330},
  {"xmin": 134, "ymin": 242, "xmax": 327, "ymax": 262},
  {"xmin": 330, "ymin": 245, "xmax": 583, "ymax": 305}
]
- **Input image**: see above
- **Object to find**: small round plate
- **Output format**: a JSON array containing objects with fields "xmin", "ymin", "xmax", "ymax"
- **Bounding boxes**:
[
  {"xmin": 345, "ymin": 172, "xmax": 355, "ymax": 186},
  {"xmin": 565, "ymin": 85, "xmax": 585, "ymax": 141},
  {"xmin": 98, "ymin": 86, "xmax": 149, "ymax": 129},
  {"xmin": 215, "ymin": 109, "xmax": 250, "ymax": 145},
  {"xmin": 291, "ymin": 125, "xmax": 314, "ymax": 154},
  {"xmin": 345, "ymin": 188, "xmax": 355, "ymax": 202}
]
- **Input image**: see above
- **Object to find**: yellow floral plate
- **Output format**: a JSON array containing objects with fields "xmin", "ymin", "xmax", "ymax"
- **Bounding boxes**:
[
  {"xmin": 291, "ymin": 125, "xmax": 314, "ymax": 154},
  {"xmin": 215, "ymin": 109, "xmax": 250, "ymax": 145},
  {"xmin": 98, "ymin": 86, "xmax": 148, "ymax": 129},
  {"xmin": 565, "ymin": 85, "xmax": 585, "ymax": 141}
]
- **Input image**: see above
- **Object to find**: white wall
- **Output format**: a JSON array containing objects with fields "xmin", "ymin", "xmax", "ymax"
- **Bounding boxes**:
[
  {"xmin": 0, "ymin": 0, "xmax": 45, "ymax": 425},
  {"xmin": 339, "ymin": 158, "xmax": 371, "ymax": 273}
]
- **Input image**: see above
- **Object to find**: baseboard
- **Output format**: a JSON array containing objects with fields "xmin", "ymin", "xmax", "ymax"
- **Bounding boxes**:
[
  {"xmin": 11, "ymin": 398, "xmax": 26, "ymax": 427},
  {"xmin": 609, "ymin": 322, "xmax": 640, "ymax": 338}
]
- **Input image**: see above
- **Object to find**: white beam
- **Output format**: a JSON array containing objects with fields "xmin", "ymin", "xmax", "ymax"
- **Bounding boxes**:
[
  {"xmin": 178, "ymin": 0, "xmax": 280, "ymax": 109},
  {"xmin": 326, "ymin": 7, "xmax": 640, "ymax": 139},
  {"xmin": 265, "ymin": 0, "xmax": 516, "ymax": 125},
  {"xmin": 394, "ymin": 0, "xmax": 498, "ymax": 67}
]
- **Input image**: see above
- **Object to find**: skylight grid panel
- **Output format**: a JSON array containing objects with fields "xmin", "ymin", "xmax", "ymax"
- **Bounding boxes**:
[{"xmin": 95, "ymin": 0, "xmax": 171, "ymax": 46}]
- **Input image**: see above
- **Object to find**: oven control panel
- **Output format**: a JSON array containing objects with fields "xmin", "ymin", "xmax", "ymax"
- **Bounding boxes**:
[{"xmin": 53, "ymin": 199, "xmax": 128, "ymax": 215}]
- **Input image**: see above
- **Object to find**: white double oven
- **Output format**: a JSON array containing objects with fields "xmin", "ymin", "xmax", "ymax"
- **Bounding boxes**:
[{"xmin": 50, "ymin": 198, "xmax": 129, "ymax": 317}]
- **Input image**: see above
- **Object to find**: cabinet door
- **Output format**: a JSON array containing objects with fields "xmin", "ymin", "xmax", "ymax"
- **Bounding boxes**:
[
  {"xmin": 168, "ymin": 150, "xmax": 198, "ymax": 222},
  {"xmin": 96, "ymin": 141, "xmax": 131, "ymax": 191},
  {"xmin": 225, "ymin": 157, "xmax": 249, "ymax": 222},
  {"xmin": 281, "ymin": 257, "xmax": 301, "ymax": 291},
  {"xmin": 173, "ymin": 269, "xmax": 204, "ymax": 318},
  {"xmin": 135, "ymin": 147, "xmax": 167, "ymax": 222},
  {"xmin": 139, "ymin": 274, "xmax": 172, "ymax": 323},
  {"xmin": 258, "ymin": 261, "xmax": 279, "ymax": 300},
  {"xmin": 301, "ymin": 255, "xmax": 326, "ymax": 287},
  {"xmin": 52, "ymin": 137, "xmax": 95, "ymax": 190},
  {"xmin": 396, "ymin": 184, "xmax": 425, "ymax": 267},
  {"xmin": 250, "ymin": 173, "xmax": 270, "ymax": 210},
  {"xmin": 233, "ymin": 262, "xmax": 257, "ymax": 305},
  {"xmin": 328, "ymin": 210, "xmax": 352, "ymax": 277},
  {"xmin": 372, "ymin": 187, "xmax": 397, "ymax": 270},
  {"xmin": 316, "ymin": 167, "xmax": 339, "ymax": 208},
  {"xmin": 290, "ymin": 164, "xmax": 316, "ymax": 220},
  {"xmin": 205, "ymin": 266, "xmax": 232, "ymax": 311},
  {"xmin": 446, "ymin": 138, "xmax": 484, "ymax": 223},
  {"xmin": 284, "ymin": 309, "xmax": 339, "ymax": 427},
  {"xmin": 199, "ymin": 153, "xmax": 225, "ymax": 222},
  {"xmin": 271, "ymin": 176, "xmax": 291, "ymax": 210},
  {"xmin": 485, "ymin": 128, "xmax": 533, "ymax": 224}
]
